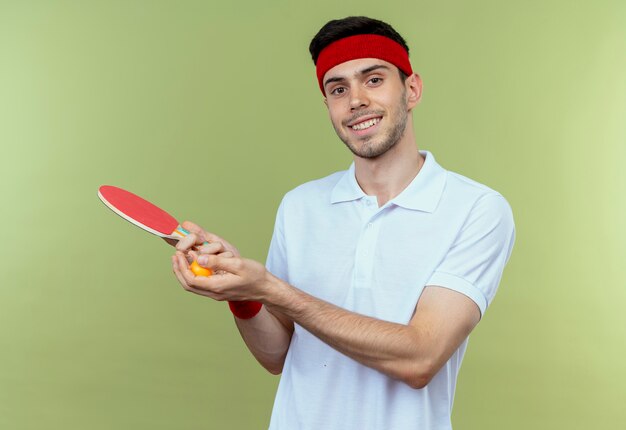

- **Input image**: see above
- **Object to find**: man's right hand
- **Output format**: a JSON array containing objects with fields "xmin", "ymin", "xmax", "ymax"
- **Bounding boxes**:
[{"xmin": 163, "ymin": 220, "xmax": 241, "ymax": 262}]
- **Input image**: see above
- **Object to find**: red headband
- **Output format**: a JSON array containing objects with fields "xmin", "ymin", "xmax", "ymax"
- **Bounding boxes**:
[{"xmin": 315, "ymin": 34, "xmax": 413, "ymax": 94}]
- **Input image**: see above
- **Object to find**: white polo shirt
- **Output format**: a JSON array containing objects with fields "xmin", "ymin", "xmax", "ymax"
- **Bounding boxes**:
[{"xmin": 266, "ymin": 151, "xmax": 515, "ymax": 430}]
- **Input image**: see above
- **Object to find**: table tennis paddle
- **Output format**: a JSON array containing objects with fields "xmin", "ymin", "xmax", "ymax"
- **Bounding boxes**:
[{"xmin": 97, "ymin": 185, "xmax": 190, "ymax": 241}]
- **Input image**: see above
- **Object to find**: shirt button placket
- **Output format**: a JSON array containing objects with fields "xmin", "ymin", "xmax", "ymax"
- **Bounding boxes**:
[
  {"xmin": 357, "ymin": 197, "xmax": 381, "ymax": 289},
  {"xmin": 354, "ymin": 197, "xmax": 377, "ymax": 288}
]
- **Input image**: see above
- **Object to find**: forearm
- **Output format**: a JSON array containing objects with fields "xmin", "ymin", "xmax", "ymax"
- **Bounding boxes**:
[
  {"xmin": 263, "ymin": 277, "xmax": 432, "ymax": 388},
  {"xmin": 233, "ymin": 306, "xmax": 293, "ymax": 375}
]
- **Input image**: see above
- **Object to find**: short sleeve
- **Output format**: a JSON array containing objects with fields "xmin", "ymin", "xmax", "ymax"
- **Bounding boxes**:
[
  {"xmin": 266, "ymin": 197, "xmax": 289, "ymax": 283},
  {"xmin": 426, "ymin": 193, "xmax": 515, "ymax": 316}
]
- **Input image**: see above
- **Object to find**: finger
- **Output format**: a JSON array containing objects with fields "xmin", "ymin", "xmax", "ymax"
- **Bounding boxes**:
[
  {"xmin": 202, "ymin": 231, "xmax": 225, "ymax": 243},
  {"xmin": 197, "ymin": 254, "xmax": 244, "ymax": 275},
  {"xmin": 181, "ymin": 221, "xmax": 209, "ymax": 239},
  {"xmin": 176, "ymin": 252, "xmax": 198, "ymax": 284},
  {"xmin": 198, "ymin": 241, "xmax": 224, "ymax": 254},
  {"xmin": 187, "ymin": 250, "xmax": 198, "ymax": 263},
  {"xmin": 214, "ymin": 251, "xmax": 233, "ymax": 275},
  {"xmin": 202, "ymin": 234, "xmax": 240, "ymax": 257},
  {"xmin": 172, "ymin": 255, "xmax": 193, "ymax": 291},
  {"xmin": 176, "ymin": 233, "xmax": 199, "ymax": 252}
]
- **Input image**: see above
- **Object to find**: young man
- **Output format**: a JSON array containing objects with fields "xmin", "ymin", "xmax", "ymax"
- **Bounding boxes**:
[{"xmin": 172, "ymin": 16, "xmax": 515, "ymax": 430}]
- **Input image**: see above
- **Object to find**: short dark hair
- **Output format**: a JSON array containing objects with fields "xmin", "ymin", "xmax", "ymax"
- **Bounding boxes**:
[{"xmin": 309, "ymin": 16, "xmax": 410, "ymax": 65}]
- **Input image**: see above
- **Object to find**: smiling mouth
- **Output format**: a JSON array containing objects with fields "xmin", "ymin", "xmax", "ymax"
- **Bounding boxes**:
[{"xmin": 350, "ymin": 117, "xmax": 381, "ymax": 131}]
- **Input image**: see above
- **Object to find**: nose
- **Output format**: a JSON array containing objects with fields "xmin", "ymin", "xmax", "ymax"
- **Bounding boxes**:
[{"xmin": 349, "ymin": 86, "xmax": 369, "ymax": 111}]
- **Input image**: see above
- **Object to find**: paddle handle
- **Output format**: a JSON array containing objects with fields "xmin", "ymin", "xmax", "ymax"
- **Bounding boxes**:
[{"xmin": 169, "ymin": 226, "xmax": 190, "ymax": 240}]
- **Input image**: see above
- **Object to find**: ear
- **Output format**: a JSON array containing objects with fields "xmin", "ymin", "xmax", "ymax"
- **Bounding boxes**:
[
  {"xmin": 323, "ymin": 97, "xmax": 328, "ymax": 108},
  {"xmin": 405, "ymin": 73, "xmax": 423, "ymax": 110}
]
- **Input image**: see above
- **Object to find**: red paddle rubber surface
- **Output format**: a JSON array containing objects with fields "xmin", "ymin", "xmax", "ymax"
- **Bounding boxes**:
[{"xmin": 98, "ymin": 185, "xmax": 179, "ymax": 236}]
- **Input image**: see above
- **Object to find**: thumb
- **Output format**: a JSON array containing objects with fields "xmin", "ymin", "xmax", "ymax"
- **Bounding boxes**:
[{"xmin": 197, "ymin": 254, "xmax": 244, "ymax": 274}]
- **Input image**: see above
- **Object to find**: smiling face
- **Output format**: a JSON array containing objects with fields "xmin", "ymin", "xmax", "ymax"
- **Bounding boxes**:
[{"xmin": 323, "ymin": 58, "xmax": 419, "ymax": 159}]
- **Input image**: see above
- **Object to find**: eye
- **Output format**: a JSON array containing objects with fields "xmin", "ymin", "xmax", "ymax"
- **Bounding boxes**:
[
  {"xmin": 368, "ymin": 77, "xmax": 383, "ymax": 85},
  {"xmin": 330, "ymin": 86, "xmax": 346, "ymax": 96}
]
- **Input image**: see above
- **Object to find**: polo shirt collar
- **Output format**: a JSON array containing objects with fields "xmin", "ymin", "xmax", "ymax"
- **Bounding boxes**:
[
  {"xmin": 391, "ymin": 151, "xmax": 447, "ymax": 212},
  {"xmin": 330, "ymin": 150, "xmax": 447, "ymax": 213},
  {"xmin": 330, "ymin": 162, "xmax": 364, "ymax": 203}
]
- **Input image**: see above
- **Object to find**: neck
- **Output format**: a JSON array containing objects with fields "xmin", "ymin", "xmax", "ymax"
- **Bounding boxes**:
[{"xmin": 353, "ymin": 124, "xmax": 424, "ymax": 207}]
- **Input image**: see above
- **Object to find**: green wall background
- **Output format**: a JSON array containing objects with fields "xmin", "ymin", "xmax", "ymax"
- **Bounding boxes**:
[{"xmin": 1, "ymin": 1, "xmax": 624, "ymax": 428}]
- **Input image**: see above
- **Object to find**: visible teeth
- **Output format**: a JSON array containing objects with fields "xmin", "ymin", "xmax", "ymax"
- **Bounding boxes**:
[{"xmin": 351, "ymin": 118, "xmax": 380, "ymax": 130}]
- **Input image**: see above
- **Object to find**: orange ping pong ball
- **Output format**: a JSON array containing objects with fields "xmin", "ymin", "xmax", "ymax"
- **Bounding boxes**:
[{"xmin": 190, "ymin": 260, "xmax": 212, "ymax": 277}]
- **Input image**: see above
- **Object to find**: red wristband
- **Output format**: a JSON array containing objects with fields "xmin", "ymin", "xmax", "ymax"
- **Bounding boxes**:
[{"xmin": 228, "ymin": 301, "xmax": 262, "ymax": 319}]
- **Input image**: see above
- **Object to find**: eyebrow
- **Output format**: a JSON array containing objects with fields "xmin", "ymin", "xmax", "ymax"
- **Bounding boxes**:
[{"xmin": 323, "ymin": 64, "xmax": 391, "ymax": 90}]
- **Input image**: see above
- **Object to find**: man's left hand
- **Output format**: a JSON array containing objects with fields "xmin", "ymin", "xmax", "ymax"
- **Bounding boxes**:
[{"xmin": 171, "ymin": 252, "xmax": 273, "ymax": 302}]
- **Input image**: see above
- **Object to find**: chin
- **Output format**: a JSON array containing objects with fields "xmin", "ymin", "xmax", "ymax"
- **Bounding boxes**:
[{"xmin": 347, "ymin": 136, "xmax": 397, "ymax": 159}]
